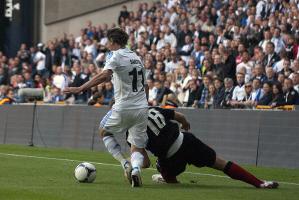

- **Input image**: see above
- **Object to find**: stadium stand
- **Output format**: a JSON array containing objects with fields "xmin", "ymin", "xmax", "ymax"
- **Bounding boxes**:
[{"xmin": 1, "ymin": 0, "xmax": 299, "ymax": 109}]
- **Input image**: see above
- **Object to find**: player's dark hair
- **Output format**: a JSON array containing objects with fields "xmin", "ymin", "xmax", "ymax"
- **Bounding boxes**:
[{"xmin": 107, "ymin": 27, "xmax": 129, "ymax": 47}]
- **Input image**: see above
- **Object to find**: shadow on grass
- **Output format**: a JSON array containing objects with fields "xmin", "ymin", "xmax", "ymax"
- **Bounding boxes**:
[{"xmin": 143, "ymin": 182, "xmax": 252, "ymax": 190}]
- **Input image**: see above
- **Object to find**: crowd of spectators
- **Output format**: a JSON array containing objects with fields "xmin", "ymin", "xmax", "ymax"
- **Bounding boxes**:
[{"xmin": 1, "ymin": 0, "xmax": 299, "ymax": 109}]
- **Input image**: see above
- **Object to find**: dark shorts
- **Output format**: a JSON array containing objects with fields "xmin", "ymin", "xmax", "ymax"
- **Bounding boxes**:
[{"xmin": 156, "ymin": 132, "xmax": 216, "ymax": 178}]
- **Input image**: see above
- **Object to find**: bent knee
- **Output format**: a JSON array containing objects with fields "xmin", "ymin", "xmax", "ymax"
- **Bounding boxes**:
[{"xmin": 99, "ymin": 128, "xmax": 113, "ymax": 138}]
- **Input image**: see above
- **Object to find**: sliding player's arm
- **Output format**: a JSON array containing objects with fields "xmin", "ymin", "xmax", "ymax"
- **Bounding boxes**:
[
  {"xmin": 174, "ymin": 111, "xmax": 190, "ymax": 131},
  {"xmin": 157, "ymin": 107, "xmax": 190, "ymax": 131},
  {"xmin": 64, "ymin": 69, "xmax": 112, "ymax": 94}
]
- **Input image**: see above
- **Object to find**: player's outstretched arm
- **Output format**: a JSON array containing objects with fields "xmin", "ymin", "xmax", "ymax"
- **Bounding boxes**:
[
  {"xmin": 174, "ymin": 111, "xmax": 190, "ymax": 131},
  {"xmin": 63, "ymin": 70, "xmax": 112, "ymax": 94}
]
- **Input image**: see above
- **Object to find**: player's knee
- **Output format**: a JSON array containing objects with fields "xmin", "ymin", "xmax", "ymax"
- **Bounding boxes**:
[
  {"xmin": 213, "ymin": 157, "xmax": 228, "ymax": 171},
  {"xmin": 99, "ymin": 128, "xmax": 113, "ymax": 138},
  {"xmin": 99, "ymin": 129, "xmax": 105, "ymax": 138},
  {"xmin": 130, "ymin": 145, "xmax": 144, "ymax": 153}
]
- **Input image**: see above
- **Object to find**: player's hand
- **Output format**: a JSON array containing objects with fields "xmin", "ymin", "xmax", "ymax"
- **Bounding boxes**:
[
  {"xmin": 181, "ymin": 121, "xmax": 190, "ymax": 131},
  {"xmin": 63, "ymin": 87, "xmax": 82, "ymax": 94}
]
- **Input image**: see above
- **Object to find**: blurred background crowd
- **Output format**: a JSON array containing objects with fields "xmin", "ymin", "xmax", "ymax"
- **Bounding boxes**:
[{"xmin": 1, "ymin": 0, "xmax": 299, "ymax": 109}]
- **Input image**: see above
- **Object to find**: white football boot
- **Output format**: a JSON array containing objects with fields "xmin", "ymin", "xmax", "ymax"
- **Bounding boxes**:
[
  {"xmin": 131, "ymin": 167, "xmax": 142, "ymax": 187},
  {"xmin": 259, "ymin": 181, "xmax": 279, "ymax": 189},
  {"xmin": 152, "ymin": 174, "xmax": 166, "ymax": 184},
  {"xmin": 123, "ymin": 160, "xmax": 132, "ymax": 184}
]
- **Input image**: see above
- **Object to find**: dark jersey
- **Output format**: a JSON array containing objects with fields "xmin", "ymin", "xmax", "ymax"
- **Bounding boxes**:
[{"xmin": 146, "ymin": 107, "xmax": 180, "ymax": 158}]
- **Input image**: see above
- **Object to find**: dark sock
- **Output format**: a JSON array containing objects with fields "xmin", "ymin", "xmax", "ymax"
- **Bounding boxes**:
[{"xmin": 223, "ymin": 161, "xmax": 263, "ymax": 188}]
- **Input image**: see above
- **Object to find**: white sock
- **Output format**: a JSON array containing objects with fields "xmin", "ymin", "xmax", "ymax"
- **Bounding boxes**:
[
  {"xmin": 103, "ymin": 135, "xmax": 127, "ymax": 167},
  {"xmin": 131, "ymin": 151, "xmax": 144, "ymax": 172}
]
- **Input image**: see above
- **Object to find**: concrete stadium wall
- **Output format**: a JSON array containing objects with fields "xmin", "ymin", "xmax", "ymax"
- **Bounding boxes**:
[
  {"xmin": 0, "ymin": 105, "xmax": 298, "ymax": 169},
  {"xmin": 44, "ymin": 0, "xmax": 131, "ymax": 25},
  {"xmin": 40, "ymin": 0, "xmax": 156, "ymax": 42}
]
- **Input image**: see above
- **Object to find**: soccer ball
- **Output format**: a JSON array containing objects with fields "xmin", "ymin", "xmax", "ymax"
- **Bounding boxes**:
[{"xmin": 74, "ymin": 162, "xmax": 96, "ymax": 183}]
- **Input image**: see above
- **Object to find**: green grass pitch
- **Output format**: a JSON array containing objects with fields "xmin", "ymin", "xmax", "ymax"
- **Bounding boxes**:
[{"xmin": 0, "ymin": 144, "xmax": 298, "ymax": 200}]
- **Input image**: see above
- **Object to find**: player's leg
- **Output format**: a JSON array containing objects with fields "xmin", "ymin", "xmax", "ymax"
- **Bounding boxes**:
[
  {"xmin": 185, "ymin": 132, "xmax": 279, "ymax": 189},
  {"xmin": 153, "ymin": 134, "xmax": 188, "ymax": 184},
  {"xmin": 153, "ymin": 158, "xmax": 184, "ymax": 184},
  {"xmin": 130, "ymin": 146, "xmax": 151, "ymax": 168},
  {"xmin": 125, "ymin": 131, "xmax": 151, "ymax": 169},
  {"xmin": 212, "ymin": 157, "xmax": 279, "ymax": 189},
  {"xmin": 99, "ymin": 110, "xmax": 132, "ymax": 183},
  {"xmin": 99, "ymin": 129, "xmax": 131, "ymax": 171},
  {"xmin": 130, "ymin": 145, "xmax": 148, "ymax": 187},
  {"xmin": 127, "ymin": 108, "xmax": 150, "ymax": 187}
]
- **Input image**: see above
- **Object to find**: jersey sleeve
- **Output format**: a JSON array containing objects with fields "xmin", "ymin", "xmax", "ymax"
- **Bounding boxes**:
[{"xmin": 103, "ymin": 51, "xmax": 119, "ymax": 70}]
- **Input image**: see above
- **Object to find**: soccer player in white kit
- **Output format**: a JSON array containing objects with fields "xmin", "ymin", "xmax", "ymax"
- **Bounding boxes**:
[{"xmin": 64, "ymin": 28, "xmax": 149, "ymax": 187}]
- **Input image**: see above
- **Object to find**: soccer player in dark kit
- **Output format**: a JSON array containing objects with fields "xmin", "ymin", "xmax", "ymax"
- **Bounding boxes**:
[{"xmin": 144, "ymin": 107, "xmax": 278, "ymax": 189}]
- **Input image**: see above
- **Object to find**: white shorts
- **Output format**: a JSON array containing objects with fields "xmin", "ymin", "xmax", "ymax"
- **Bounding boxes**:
[{"xmin": 100, "ymin": 108, "xmax": 148, "ymax": 148}]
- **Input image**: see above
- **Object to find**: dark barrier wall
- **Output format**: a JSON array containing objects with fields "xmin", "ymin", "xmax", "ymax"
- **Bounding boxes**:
[
  {"xmin": 0, "ymin": 105, "xmax": 298, "ymax": 169},
  {"xmin": 0, "ymin": 105, "xmax": 130, "ymax": 153}
]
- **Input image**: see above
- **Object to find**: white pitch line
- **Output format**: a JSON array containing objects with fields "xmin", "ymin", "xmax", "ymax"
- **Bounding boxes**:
[{"xmin": 0, "ymin": 152, "xmax": 299, "ymax": 186}]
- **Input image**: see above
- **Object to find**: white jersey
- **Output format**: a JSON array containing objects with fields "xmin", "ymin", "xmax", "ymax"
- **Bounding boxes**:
[{"xmin": 103, "ymin": 48, "xmax": 147, "ymax": 111}]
